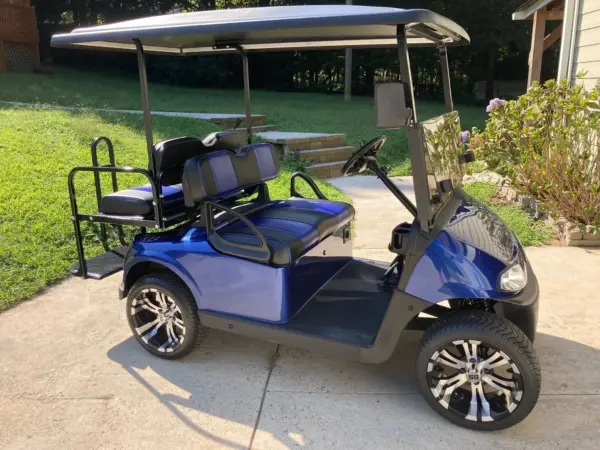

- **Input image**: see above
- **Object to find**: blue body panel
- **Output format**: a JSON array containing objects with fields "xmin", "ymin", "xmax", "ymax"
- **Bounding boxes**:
[
  {"xmin": 124, "ymin": 224, "xmax": 352, "ymax": 323},
  {"xmin": 123, "ymin": 193, "xmax": 525, "ymax": 322},
  {"xmin": 405, "ymin": 200, "xmax": 521, "ymax": 303}
]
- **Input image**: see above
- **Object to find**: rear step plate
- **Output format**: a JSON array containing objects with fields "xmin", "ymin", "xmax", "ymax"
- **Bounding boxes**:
[{"xmin": 69, "ymin": 245, "xmax": 129, "ymax": 280}]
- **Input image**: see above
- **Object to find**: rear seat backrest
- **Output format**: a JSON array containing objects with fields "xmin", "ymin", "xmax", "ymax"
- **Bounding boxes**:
[
  {"xmin": 152, "ymin": 132, "xmax": 246, "ymax": 186},
  {"xmin": 152, "ymin": 137, "xmax": 211, "ymax": 186},
  {"xmin": 202, "ymin": 131, "xmax": 247, "ymax": 151},
  {"xmin": 182, "ymin": 143, "xmax": 279, "ymax": 208}
]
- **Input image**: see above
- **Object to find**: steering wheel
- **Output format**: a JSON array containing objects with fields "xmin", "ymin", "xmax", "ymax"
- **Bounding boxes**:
[{"xmin": 342, "ymin": 135, "xmax": 387, "ymax": 176}]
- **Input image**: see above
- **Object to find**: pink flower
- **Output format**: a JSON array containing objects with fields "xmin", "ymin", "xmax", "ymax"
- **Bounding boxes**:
[
  {"xmin": 460, "ymin": 130, "xmax": 471, "ymax": 143},
  {"xmin": 486, "ymin": 98, "xmax": 506, "ymax": 113}
]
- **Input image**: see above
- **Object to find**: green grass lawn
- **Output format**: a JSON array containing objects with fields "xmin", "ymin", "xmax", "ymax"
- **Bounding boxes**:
[
  {"xmin": 463, "ymin": 182, "xmax": 553, "ymax": 246},
  {"xmin": 0, "ymin": 106, "xmax": 349, "ymax": 311},
  {"xmin": 0, "ymin": 67, "xmax": 487, "ymax": 175}
]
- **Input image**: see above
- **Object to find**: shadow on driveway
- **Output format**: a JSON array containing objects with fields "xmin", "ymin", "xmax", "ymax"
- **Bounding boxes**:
[{"xmin": 107, "ymin": 330, "xmax": 600, "ymax": 448}]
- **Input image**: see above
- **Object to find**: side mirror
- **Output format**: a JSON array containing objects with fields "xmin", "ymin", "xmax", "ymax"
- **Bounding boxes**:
[{"xmin": 375, "ymin": 83, "xmax": 413, "ymax": 129}]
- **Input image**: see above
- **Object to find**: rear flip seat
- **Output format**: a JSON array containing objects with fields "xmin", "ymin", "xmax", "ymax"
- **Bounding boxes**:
[
  {"xmin": 182, "ymin": 143, "xmax": 354, "ymax": 266},
  {"xmin": 100, "ymin": 133, "xmax": 245, "ymax": 218},
  {"xmin": 100, "ymin": 184, "xmax": 184, "ymax": 217}
]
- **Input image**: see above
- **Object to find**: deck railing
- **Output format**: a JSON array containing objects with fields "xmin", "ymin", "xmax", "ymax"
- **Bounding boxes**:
[{"xmin": 0, "ymin": 2, "xmax": 39, "ymax": 44}]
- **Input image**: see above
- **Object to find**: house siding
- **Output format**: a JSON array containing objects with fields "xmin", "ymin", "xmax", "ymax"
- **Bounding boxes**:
[{"xmin": 573, "ymin": 0, "xmax": 600, "ymax": 89}]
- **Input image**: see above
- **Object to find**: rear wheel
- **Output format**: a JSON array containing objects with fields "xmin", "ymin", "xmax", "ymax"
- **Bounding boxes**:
[
  {"xmin": 126, "ymin": 272, "xmax": 207, "ymax": 359},
  {"xmin": 416, "ymin": 310, "xmax": 541, "ymax": 430}
]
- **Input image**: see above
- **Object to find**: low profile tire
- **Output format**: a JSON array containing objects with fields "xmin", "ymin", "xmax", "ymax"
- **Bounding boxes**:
[
  {"xmin": 416, "ymin": 310, "xmax": 541, "ymax": 431},
  {"xmin": 126, "ymin": 272, "xmax": 207, "ymax": 360}
]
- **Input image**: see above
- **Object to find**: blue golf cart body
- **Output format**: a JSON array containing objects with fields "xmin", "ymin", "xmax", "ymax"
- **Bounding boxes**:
[{"xmin": 52, "ymin": 5, "xmax": 541, "ymax": 430}]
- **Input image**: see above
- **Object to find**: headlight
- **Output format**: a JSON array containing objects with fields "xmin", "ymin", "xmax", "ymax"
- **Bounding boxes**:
[{"xmin": 498, "ymin": 263, "xmax": 527, "ymax": 292}]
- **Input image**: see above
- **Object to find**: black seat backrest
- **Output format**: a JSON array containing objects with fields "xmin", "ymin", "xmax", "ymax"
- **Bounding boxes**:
[
  {"xmin": 152, "ymin": 137, "xmax": 209, "ymax": 186},
  {"xmin": 202, "ymin": 131, "xmax": 247, "ymax": 151},
  {"xmin": 182, "ymin": 143, "xmax": 279, "ymax": 208},
  {"xmin": 152, "ymin": 132, "xmax": 246, "ymax": 186}
]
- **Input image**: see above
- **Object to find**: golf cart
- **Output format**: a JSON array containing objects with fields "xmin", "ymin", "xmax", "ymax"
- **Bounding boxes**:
[{"xmin": 52, "ymin": 5, "xmax": 541, "ymax": 430}]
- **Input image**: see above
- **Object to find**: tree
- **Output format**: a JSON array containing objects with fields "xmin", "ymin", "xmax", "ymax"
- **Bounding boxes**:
[{"xmin": 33, "ymin": 0, "xmax": 533, "ymax": 101}]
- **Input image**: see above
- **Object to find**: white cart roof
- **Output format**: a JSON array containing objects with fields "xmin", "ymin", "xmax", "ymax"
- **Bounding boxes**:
[{"xmin": 51, "ymin": 5, "xmax": 470, "ymax": 55}]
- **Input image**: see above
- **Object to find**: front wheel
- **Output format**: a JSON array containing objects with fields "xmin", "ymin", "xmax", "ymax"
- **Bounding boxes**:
[{"xmin": 416, "ymin": 311, "xmax": 541, "ymax": 430}]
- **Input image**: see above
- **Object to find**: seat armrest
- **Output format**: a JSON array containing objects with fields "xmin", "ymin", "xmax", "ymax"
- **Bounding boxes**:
[
  {"xmin": 204, "ymin": 200, "xmax": 271, "ymax": 264},
  {"xmin": 290, "ymin": 172, "xmax": 328, "ymax": 200}
]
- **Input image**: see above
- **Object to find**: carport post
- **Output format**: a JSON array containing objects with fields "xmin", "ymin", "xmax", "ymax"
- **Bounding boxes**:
[
  {"xmin": 133, "ymin": 39, "xmax": 156, "ymax": 175},
  {"xmin": 236, "ymin": 47, "xmax": 253, "ymax": 144},
  {"xmin": 439, "ymin": 46, "xmax": 454, "ymax": 112}
]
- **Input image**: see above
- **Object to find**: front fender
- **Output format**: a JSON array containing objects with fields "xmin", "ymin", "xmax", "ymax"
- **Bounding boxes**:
[{"xmin": 405, "ymin": 230, "xmax": 515, "ymax": 303}]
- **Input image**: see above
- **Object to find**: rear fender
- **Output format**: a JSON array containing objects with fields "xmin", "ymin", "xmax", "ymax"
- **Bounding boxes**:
[{"xmin": 122, "ymin": 251, "xmax": 202, "ymax": 305}]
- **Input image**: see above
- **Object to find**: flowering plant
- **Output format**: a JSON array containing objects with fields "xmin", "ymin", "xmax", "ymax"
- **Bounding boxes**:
[
  {"xmin": 485, "ymin": 98, "xmax": 507, "ymax": 113},
  {"xmin": 460, "ymin": 130, "xmax": 471, "ymax": 145},
  {"xmin": 469, "ymin": 79, "xmax": 600, "ymax": 228}
]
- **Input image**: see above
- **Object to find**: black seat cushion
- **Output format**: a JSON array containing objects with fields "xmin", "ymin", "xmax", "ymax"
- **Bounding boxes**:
[
  {"xmin": 218, "ymin": 198, "xmax": 354, "ymax": 266},
  {"xmin": 100, "ymin": 184, "xmax": 183, "ymax": 217},
  {"xmin": 261, "ymin": 198, "xmax": 354, "ymax": 239}
]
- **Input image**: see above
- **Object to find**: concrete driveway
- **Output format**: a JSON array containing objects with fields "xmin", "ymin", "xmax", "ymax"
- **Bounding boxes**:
[{"xmin": 1, "ymin": 177, "xmax": 600, "ymax": 449}]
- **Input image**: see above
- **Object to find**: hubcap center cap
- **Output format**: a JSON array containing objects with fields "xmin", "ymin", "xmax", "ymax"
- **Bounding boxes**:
[
  {"xmin": 159, "ymin": 309, "xmax": 175, "ymax": 323},
  {"xmin": 467, "ymin": 362, "xmax": 482, "ymax": 383}
]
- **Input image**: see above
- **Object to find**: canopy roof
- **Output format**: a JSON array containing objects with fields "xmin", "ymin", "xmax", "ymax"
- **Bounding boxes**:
[{"xmin": 51, "ymin": 5, "xmax": 470, "ymax": 54}]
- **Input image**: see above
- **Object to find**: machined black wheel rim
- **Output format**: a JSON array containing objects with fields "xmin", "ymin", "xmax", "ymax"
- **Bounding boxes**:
[
  {"xmin": 426, "ymin": 339, "xmax": 524, "ymax": 423},
  {"xmin": 130, "ymin": 288, "xmax": 186, "ymax": 353}
]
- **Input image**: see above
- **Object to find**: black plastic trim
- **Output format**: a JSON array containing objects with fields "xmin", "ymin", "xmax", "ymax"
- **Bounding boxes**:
[
  {"xmin": 290, "ymin": 172, "xmax": 328, "ymax": 200},
  {"xmin": 204, "ymin": 200, "xmax": 271, "ymax": 263},
  {"xmin": 493, "ymin": 259, "xmax": 540, "ymax": 342},
  {"xmin": 197, "ymin": 274, "xmax": 431, "ymax": 364},
  {"xmin": 360, "ymin": 290, "xmax": 431, "ymax": 363}
]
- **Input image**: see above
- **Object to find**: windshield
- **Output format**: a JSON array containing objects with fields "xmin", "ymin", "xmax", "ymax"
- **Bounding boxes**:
[{"xmin": 419, "ymin": 111, "xmax": 464, "ymax": 218}]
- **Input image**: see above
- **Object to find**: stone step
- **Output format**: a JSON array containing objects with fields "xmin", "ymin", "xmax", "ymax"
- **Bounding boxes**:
[
  {"xmin": 227, "ymin": 124, "xmax": 277, "ymax": 134},
  {"xmin": 258, "ymin": 132, "xmax": 346, "ymax": 151},
  {"xmin": 211, "ymin": 115, "xmax": 266, "ymax": 128},
  {"xmin": 306, "ymin": 161, "xmax": 347, "ymax": 179},
  {"xmin": 296, "ymin": 146, "xmax": 356, "ymax": 163}
]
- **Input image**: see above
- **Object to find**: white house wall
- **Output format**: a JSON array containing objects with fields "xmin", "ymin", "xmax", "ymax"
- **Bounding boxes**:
[{"xmin": 573, "ymin": 0, "xmax": 600, "ymax": 89}]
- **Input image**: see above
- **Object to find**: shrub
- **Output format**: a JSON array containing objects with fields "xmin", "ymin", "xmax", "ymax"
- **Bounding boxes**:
[{"xmin": 471, "ymin": 79, "xmax": 600, "ymax": 228}]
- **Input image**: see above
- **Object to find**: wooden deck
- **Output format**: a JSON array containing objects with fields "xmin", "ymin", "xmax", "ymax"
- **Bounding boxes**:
[{"xmin": 0, "ymin": 0, "xmax": 40, "ymax": 72}]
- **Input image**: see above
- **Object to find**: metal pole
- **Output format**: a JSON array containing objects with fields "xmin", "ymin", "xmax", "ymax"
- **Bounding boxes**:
[
  {"xmin": 397, "ymin": 25, "xmax": 430, "ymax": 232},
  {"xmin": 134, "ymin": 39, "xmax": 155, "ymax": 174},
  {"xmin": 439, "ymin": 46, "xmax": 454, "ymax": 113},
  {"xmin": 344, "ymin": 0, "xmax": 353, "ymax": 101},
  {"xmin": 396, "ymin": 26, "xmax": 417, "ymax": 123},
  {"xmin": 373, "ymin": 166, "xmax": 417, "ymax": 218},
  {"xmin": 237, "ymin": 47, "xmax": 253, "ymax": 144}
]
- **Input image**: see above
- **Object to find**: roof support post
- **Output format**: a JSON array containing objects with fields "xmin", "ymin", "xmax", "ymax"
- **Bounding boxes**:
[
  {"xmin": 397, "ymin": 25, "xmax": 417, "ymax": 123},
  {"xmin": 527, "ymin": 7, "xmax": 547, "ymax": 89},
  {"xmin": 397, "ymin": 25, "xmax": 429, "ymax": 232},
  {"xmin": 344, "ymin": 0, "xmax": 353, "ymax": 101},
  {"xmin": 439, "ymin": 46, "xmax": 454, "ymax": 112},
  {"xmin": 134, "ymin": 39, "xmax": 155, "ymax": 175},
  {"xmin": 236, "ymin": 47, "xmax": 253, "ymax": 144}
]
